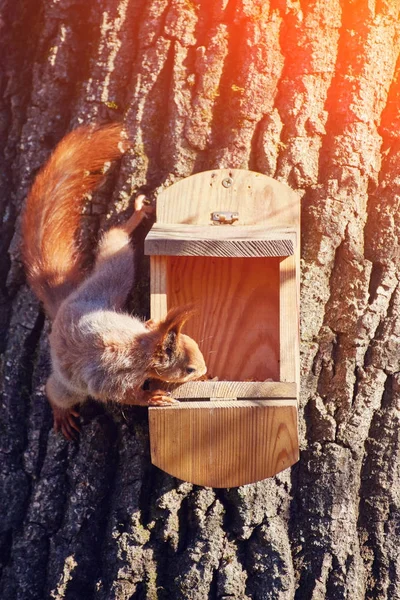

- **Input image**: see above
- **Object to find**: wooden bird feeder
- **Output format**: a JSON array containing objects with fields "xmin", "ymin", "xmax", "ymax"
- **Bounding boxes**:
[{"xmin": 145, "ymin": 169, "xmax": 300, "ymax": 488}]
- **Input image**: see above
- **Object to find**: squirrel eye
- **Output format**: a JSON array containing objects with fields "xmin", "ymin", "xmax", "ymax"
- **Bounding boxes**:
[{"xmin": 186, "ymin": 367, "xmax": 196, "ymax": 374}]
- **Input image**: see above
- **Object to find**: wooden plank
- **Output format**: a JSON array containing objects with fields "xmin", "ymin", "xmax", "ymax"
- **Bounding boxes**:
[
  {"xmin": 145, "ymin": 224, "xmax": 295, "ymax": 258},
  {"xmin": 279, "ymin": 256, "xmax": 300, "ymax": 384},
  {"xmin": 150, "ymin": 256, "xmax": 167, "ymax": 318},
  {"xmin": 164, "ymin": 256, "xmax": 281, "ymax": 381},
  {"xmin": 146, "ymin": 237, "xmax": 293, "ymax": 258},
  {"xmin": 148, "ymin": 224, "xmax": 296, "ymax": 240},
  {"xmin": 149, "ymin": 401, "xmax": 299, "ymax": 487},
  {"xmin": 155, "ymin": 169, "xmax": 300, "ymax": 229},
  {"xmin": 146, "ymin": 235, "xmax": 294, "ymax": 258},
  {"xmin": 161, "ymin": 380, "xmax": 296, "ymax": 399}
]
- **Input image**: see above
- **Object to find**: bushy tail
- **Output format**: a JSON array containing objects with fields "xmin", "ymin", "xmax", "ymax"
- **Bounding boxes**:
[{"xmin": 22, "ymin": 123, "xmax": 126, "ymax": 319}]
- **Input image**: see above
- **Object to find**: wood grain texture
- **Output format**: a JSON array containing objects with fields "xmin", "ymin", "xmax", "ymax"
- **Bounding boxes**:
[
  {"xmin": 145, "ymin": 224, "xmax": 295, "ymax": 257},
  {"xmin": 150, "ymin": 255, "xmax": 168, "ymax": 319},
  {"xmin": 279, "ymin": 255, "xmax": 299, "ymax": 383},
  {"xmin": 155, "ymin": 169, "xmax": 299, "ymax": 228},
  {"xmin": 149, "ymin": 401, "xmax": 299, "ymax": 487},
  {"xmin": 165, "ymin": 381, "xmax": 297, "ymax": 399},
  {"xmin": 165, "ymin": 255, "xmax": 281, "ymax": 381}
]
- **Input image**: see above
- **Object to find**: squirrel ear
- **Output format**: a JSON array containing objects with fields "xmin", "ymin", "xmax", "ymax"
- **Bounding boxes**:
[
  {"xmin": 158, "ymin": 304, "xmax": 197, "ymax": 339},
  {"xmin": 161, "ymin": 330, "xmax": 178, "ymax": 354}
]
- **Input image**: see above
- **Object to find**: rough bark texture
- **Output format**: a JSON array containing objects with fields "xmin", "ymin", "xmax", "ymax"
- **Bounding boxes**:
[{"xmin": 1, "ymin": 1, "xmax": 400, "ymax": 598}]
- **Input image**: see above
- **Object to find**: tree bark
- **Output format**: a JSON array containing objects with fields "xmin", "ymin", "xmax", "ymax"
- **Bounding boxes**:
[{"xmin": 1, "ymin": 1, "xmax": 400, "ymax": 598}]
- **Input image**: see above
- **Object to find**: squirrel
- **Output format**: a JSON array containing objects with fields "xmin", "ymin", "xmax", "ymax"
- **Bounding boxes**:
[{"xmin": 22, "ymin": 124, "xmax": 207, "ymax": 440}]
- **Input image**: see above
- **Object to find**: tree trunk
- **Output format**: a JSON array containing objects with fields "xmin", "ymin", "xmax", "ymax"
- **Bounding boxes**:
[{"xmin": 1, "ymin": 1, "xmax": 400, "ymax": 598}]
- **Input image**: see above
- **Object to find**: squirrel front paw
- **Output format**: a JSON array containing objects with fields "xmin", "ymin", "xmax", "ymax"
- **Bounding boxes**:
[{"xmin": 146, "ymin": 390, "xmax": 179, "ymax": 407}]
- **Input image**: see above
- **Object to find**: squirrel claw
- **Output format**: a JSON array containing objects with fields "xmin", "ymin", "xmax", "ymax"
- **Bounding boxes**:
[
  {"xmin": 144, "ymin": 318, "xmax": 158, "ymax": 330},
  {"xmin": 147, "ymin": 390, "xmax": 178, "ymax": 407},
  {"xmin": 53, "ymin": 405, "xmax": 80, "ymax": 441}
]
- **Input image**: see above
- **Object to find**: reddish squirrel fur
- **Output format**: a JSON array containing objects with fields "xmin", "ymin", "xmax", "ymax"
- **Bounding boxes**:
[{"xmin": 22, "ymin": 124, "xmax": 207, "ymax": 439}]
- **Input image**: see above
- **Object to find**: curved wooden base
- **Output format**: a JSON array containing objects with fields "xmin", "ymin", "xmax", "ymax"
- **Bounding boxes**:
[{"xmin": 149, "ymin": 400, "xmax": 299, "ymax": 488}]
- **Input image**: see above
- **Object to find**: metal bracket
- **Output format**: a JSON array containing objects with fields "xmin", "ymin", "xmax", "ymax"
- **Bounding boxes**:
[{"xmin": 211, "ymin": 211, "xmax": 239, "ymax": 225}]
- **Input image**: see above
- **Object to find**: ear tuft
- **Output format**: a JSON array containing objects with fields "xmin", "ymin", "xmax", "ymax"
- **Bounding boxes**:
[{"xmin": 159, "ymin": 304, "xmax": 197, "ymax": 338}]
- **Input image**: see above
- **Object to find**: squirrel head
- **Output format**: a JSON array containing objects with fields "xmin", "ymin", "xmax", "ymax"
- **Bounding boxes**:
[{"xmin": 147, "ymin": 306, "xmax": 207, "ymax": 383}]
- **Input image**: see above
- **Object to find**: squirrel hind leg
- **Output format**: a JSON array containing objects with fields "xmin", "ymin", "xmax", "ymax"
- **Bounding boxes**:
[
  {"xmin": 46, "ymin": 374, "xmax": 82, "ymax": 441},
  {"xmin": 52, "ymin": 404, "xmax": 80, "ymax": 441},
  {"xmin": 95, "ymin": 193, "xmax": 154, "ymax": 262},
  {"xmin": 122, "ymin": 194, "xmax": 155, "ymax": 235}
]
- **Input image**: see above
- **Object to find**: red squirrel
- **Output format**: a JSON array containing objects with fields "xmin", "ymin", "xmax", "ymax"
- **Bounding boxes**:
[{"xmin": 22, "ymin": 124, "xmax": 207, "ymax": 439}]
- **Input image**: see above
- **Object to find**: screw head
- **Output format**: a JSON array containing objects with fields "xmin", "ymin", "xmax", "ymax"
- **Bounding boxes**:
[{"xmin": 222, "ymin": 177, "xmax": 233, "ymax": 188}]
